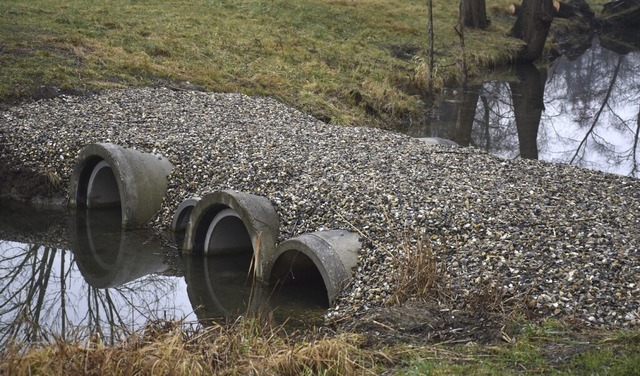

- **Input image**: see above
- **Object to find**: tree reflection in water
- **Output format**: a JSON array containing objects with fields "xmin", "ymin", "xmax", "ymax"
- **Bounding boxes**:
[
  {"xmin": 0, "ymin": 206, "xmax": 193, "ymax": 347},
  {"xmin": 0, "ymin": 201, "xmax": 327, "ymax": 347},
  {"xmin": 0, "ymin": 240, "xmax": 192, "ymax": 346},
  {"xmin": 430, "ymin": 38, "xmax": 640, "ymax": 178}
]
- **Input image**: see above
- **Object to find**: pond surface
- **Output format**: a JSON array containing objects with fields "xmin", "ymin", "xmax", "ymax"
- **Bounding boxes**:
[
  {"xmin": 407, "ymin": 38, "xmax": 640, "ymax": 179},
  {"xmin": 0, "ymin": 201, "xmax": 326, "ymax": 346}
]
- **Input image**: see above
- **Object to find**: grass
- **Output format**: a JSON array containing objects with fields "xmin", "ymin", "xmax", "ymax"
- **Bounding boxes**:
[
  {"xmin": 0, "ymin": 317, "xmax": 379, "ymax": 376},
  {"xmin": 387, "ymin": 231, "xmax": 534, "ymax": 319},
  {"xmin": 1, "ymin": 316, "xmax": 638, "ymax": 375},
  {"xmin": 397, "ymin": 321, "xmax": 640, "ymax": 375},
  {"xmin": 0, "ymin": 0, "xmax": 527, "ymax": 128},
  {"xmin": 387, "ymin": 232, "xmax": 449, "ymax": 306}
]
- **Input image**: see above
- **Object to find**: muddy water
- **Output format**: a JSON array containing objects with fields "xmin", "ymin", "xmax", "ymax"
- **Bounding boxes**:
[
  {"xmin": 0, "ymin": 201, "xmax": 326, "ymax": 346},
  {"xmin": 407, "ymin": 38, "xmax": 640, "ymax": 179}
]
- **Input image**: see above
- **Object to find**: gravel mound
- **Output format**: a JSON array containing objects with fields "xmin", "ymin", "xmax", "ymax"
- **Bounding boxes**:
[{"xmin": 1, "ymin": 87, "xmax": 638, "ymax": 328}]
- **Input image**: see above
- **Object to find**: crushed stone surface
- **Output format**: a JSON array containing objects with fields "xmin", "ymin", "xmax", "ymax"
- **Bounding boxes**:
[{"xmin": 1, "ymin": 87, "xmax": 638, "ymax": 328}]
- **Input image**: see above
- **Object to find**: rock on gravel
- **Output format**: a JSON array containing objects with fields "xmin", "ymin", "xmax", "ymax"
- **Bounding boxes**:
[{"xmin": 1, "ymin": 87, "xmax": 639, "ymax": 328}]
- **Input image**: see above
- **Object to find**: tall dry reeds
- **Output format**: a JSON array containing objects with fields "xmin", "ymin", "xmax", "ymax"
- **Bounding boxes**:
[
  {"xmin": 0, "ymin": 317, "xmax": 378, "ymax": 376},
  {"xmin": 388, "ymin": 232, "xmax": 451, "ymax": 306}
]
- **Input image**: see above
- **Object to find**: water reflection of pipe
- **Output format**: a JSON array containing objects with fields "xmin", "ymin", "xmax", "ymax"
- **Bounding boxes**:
[
  {"xmin": 183, "ymin": 253, "xmax": 328, "ymax": 326},
  {"xmin": 69, "ymin": 208, "xmax": 168, "ymax": 288},
  {"xmin": 183, "ymin": 253, "xmax": 269, "ymax": 322}
]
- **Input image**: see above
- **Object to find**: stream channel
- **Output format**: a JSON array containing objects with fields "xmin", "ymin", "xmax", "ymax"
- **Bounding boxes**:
[
  {"xmin": 406, "ymin": 37, "xmax": 640, "ymax": 179},
  {"xmin": 0, "ymin": 201, "xmax": 327, "ymax": 346},
  {"xmin": 1, "ymin": 37, "xmax": 639, "ymax": 347}
]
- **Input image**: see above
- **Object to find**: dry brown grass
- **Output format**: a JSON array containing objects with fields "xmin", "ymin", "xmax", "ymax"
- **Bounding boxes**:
[
  {"xmin": 388, "ymin": 232, "xmax": 535, "ymax": 320},
  {"xmin": 388, "ymin": 232, "xmax": 451, "ymax": 306},
  {"xmin": 0, "ymin": 318, "xmax": 379, "ymax": 376}
]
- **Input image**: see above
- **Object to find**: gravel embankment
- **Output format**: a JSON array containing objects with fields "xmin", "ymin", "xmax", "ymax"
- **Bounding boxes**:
[{"xmin": 1, "ymin": 88, "xmax": 638, "ymax": 328}]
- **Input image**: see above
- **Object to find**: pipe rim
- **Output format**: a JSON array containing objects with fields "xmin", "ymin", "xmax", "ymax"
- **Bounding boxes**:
[
  {"xmin": 203, "ymin": 207, "xmax": 253, "ymax": 255},
  {"xmin": 171, "ymin": 197, "xmax": 200, "ymax": 233}
]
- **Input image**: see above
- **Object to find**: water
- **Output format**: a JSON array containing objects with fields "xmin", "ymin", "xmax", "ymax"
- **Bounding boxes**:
[
  {"xmin": 0, "ymin": 201, "xmax": 326, "ymax": 346},
  {"xmin": 409, "ymin": 38, "xmax": 640, "ymax": 179}
]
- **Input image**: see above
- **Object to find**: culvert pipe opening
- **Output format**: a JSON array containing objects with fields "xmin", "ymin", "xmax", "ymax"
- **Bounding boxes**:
[
  {"xmin": 69, "ymin": 143, "xmax": 174, "ymax": 229},
  {"xmin": 264, "ymin": 230, "xmax": 361, "ymax": 305},
  {"xmin": 86, "ymin": 160, "xmax": 121, "ymax": 209},
  {"xmin": 183, "ymin": 190, "xmax": 280, "ymax": 281},
  {"xmin": 171, "ymin": 197, "xmax": 200, "ymax": 249},
  {"xmin": 269, "ymin": 250, "xmax": 329, "ymax": 308},
  {"xmin": 204, "ymin": 208, "xmax": 253, "ymax": 255}
]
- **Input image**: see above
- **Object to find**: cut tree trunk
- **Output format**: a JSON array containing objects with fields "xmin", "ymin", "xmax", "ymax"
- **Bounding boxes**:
[
  {"xmin": 554, "ymin": 0, "xmax": 594, "ymax": 18},
  {"xmin": 600, "ymin": 0, "xmax": 640, "ymax": 53},
  {"xmin": 460, "ymin": 0, "xmax": 489, "ymax": 28},
  {"xmin": 510, "ymin": 0, "xmax": 556, "ymax": 63},
  {"xmin": 509, "ymin": 1, "xmax": 593, "ymax": 19}
]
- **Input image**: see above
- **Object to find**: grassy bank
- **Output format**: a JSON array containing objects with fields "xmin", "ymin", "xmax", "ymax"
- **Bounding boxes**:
[
  {"xmin": 1, "ymin": 316, "xmax": 638, "ymax": 375},
  {"xmin": 0, "ymin": 0, "xmax": 528, "ymax": 128}
]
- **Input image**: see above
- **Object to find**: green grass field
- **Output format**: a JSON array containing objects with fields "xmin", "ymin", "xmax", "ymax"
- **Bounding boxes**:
[{"xmin": 0, "ymin": 0, "xmax": 524, "ymax": 128}]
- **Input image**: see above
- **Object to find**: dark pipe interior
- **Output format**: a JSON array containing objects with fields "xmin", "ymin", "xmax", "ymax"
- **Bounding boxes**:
[
  {"xmin": 75, "ymin": 157, "xmax": 102, "ymax": 207},
  {"xmin": 174, "ymin": 206, "xmax": 194, "ymax": 233},
  {"xmin": 193, "ymin": 205, "xmax": 223, "ymax": 254},
  {"xmin": 269, "ymin": 250, "xmax": 329, "ymax": 308},
  {"xmin": 173, "ymin": 206, "xmax": 194, "ymax": 248},
  {"xmin": 87, "ymin": 161, "xmax": 120, "ymax": 208},
  {"xmin": 206, "ymin": 213, "xmax": 252, "ymax": 254},
  {"xmin": 76, "ymin": 157, "xmax": 121, "ymax": 209}
]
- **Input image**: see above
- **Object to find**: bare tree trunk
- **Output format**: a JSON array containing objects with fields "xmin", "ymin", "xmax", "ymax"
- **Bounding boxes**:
[
  {"xmin": 427, "ymin": 0, "xmax": 435, "ymax": 94},
  {"xmin": 510, "ymin": 0, "xmax": 556, "ymax": 63},
  {"xmin": 456, "ymin": 1, "xmax": 469, "ymax": 86},
  {"xmin": 554, "ymin": 0, "xmax": 594, "ymax": 19},
  {"xmin": 460, "ymin": 0, "xmax": 489, "ymax": 28},
  {"xmin": 630, "ymin": 105, "xmax": 640, "ymax": 177},
  {"xmin": 481, "ymin": 94, "xmax": 491, "ymax": 150},
  {"xmin": 602, "ymin": 0, "xmax": 640, "ymax": 27}
]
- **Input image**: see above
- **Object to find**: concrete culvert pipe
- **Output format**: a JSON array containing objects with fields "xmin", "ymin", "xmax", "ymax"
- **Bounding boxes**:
[
  {"xmin": 171, "ymin": 197, "xmax": 201, "ymax": 233},
  {"xmin": 171, "ymin": 197, "xmax": 200, "ymax": 247},
  {"xmin": 264, "ymin": 230, "xmax": 361, "ymax": 305},
  {"xmin": 69, "ymin": 143, "xmax": 174, "ymax": 229},
  {"xmin": 417, "ymin": 137, "xmax": 459, "ymax": 146},
  {"xmin": 182, "ymin": 190, "xmax": 280, "ymax": 282}
]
